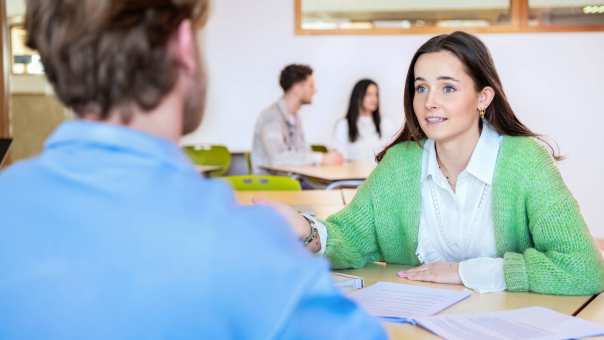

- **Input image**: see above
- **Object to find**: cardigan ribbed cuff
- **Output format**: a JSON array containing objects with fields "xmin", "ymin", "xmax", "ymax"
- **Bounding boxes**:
[{"xmin": 503, "ymin": 252, "xmax": 530, "ymax": 292}]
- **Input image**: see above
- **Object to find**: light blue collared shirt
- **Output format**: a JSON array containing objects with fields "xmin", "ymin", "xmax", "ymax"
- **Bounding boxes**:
[{"xmin": 0, "ymin": 121, "xmax": 384, "ymax": 340}]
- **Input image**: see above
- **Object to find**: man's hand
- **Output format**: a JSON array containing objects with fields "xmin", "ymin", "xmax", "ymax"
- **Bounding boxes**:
[{"xmin": 321, "ymin": 150, "xmax": 344, "ymax": 165}]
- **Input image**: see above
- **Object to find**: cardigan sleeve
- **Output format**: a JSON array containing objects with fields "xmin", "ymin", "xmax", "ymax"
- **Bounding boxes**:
[
  {"xmin": 323, "ymin": 178, "xmax": 382, "ymax": 270},
  {"xmin": 503, "ymin": 141, "xmax": 604, "ymax": 295},
  {"xmin": 321, "ymin": 142, "xmax": 423, "ymax": 270}
]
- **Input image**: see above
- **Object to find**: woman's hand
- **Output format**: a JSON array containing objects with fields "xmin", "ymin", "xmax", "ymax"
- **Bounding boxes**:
[{"xmin": 397, "ymin": 262, "xmax": 462, "ymax": 285}]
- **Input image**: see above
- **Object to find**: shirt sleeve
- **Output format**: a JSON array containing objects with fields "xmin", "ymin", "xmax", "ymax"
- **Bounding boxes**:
[
  {"xmin": 260, "ymin": 119, "xmax": 322, "ymax": 166},
  {"xmin": 213, "ymin": 205, "xmax": 386, "ymax": 340},
  {"xmin": 458, "ymin": 257, "xmax": 506, "ymax": 293},
  {"xmin": 275, "ymin": 265, "xmax": 386, "ymax": 340}
]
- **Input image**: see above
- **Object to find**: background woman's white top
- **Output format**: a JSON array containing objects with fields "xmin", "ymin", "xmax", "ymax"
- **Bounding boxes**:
[{"xmin": 331, "ymin": 116, "xmax": 398, "ymax": 162}]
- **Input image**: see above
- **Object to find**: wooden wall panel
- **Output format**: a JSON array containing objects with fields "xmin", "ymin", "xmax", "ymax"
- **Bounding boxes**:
[{"xmin": 0, "ymin": 1, "xmax": 11, "ymax": 167}]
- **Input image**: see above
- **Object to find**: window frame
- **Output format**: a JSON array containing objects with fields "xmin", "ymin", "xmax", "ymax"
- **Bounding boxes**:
[
  {"xmin": 9, "ymin": 23, "xmax": 44, "ymax": 76},
  {"xmin": 295, "ymin": 0, "xmax": 604, "ymax": 35}
]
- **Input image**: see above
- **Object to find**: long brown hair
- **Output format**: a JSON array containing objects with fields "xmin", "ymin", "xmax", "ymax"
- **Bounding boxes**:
[{"xmin": 376, "ymin": 31, "xmax": 560, "ymax": 162}]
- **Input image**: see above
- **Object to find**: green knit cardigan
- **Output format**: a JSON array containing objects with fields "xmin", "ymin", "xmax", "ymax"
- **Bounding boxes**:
[{"xmin": 324, "ymin": 137, "xmax": 604, "ymax": 296}]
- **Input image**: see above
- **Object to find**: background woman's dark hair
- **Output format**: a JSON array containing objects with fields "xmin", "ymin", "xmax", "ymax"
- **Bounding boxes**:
[
  {"xmin": 345, "ymin": 79, "xmax": 382, "ymax": 143},
  {"xmin": 376, "ymin": 31, "xmax": 561, "ymax": 162}
]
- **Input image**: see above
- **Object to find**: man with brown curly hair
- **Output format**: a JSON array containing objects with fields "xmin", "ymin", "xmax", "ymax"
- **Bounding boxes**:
[{"xmin": 0, "ymin": 1, "xmax": 385, "ymax": 339}]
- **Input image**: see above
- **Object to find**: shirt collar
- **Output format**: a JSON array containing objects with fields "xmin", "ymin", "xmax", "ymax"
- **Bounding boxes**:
[
  {"xmin": 423, "ymin": 120, "xmax": 501, "ymax": 185},
  {"xmin": 465, "ymin": 121, "xmax": 501, "ymax": 185},
  {"xmin": 277, "ymin": 98, "xmax": 298, "ymax": 125},
  {"xmin": 424, "ymin": 139, "xmax": 439, "ymax": 183},
  {"xmin": 45, "ymin": 120, "xmax": 194, "ymax": 170}
]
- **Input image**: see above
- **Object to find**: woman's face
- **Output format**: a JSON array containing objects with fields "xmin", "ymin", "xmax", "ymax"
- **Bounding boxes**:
[
  {"xmin": 412, "ymin": 51, "xmax": 483, "ymax": 144},
  {"xmin": 361, "ymin": 84, "xmax": 379, "ymax": 114}
]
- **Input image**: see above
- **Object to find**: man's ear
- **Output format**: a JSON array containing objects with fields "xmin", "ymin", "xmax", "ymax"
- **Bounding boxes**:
[{"xmin": 174, "ymin": 19, "xmax": 197, "ymax": 75}]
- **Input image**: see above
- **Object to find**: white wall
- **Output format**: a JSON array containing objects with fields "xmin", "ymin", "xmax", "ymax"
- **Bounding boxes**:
[
  {"xmin": 6, "ymin": 0, "xmax": 25, "ymax": 18},
  {"xmin": 186, "ymin": 0, "xmax": 604, "ymax": 236}
]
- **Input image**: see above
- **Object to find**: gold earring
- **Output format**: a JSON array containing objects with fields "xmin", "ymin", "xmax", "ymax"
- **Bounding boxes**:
[{"xmin": 478, "ymin": 108, "xmax": 486, "ymax": 119}]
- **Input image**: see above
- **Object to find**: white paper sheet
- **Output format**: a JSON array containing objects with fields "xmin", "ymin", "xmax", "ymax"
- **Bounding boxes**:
[
  {"xmin": 348, "ymin": 281, "xmax": 471, "ymax": 321},
  {"xmin": 416, "ymin": 306, "xmax": 604, "ymax": 340}
]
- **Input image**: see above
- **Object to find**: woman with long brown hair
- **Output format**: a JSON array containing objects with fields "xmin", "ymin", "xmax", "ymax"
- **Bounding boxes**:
[{"xmin": 272, "ymin": 31, "xmax": 603, "ymax": 295}]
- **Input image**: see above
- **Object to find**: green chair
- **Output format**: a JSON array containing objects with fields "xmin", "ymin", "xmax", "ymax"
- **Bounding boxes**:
[
  {"xmin": 183, "ymin": 144, "xmax": 231, "ymax": 177},
  {"xmin": 311, "ymin": 144, "xmax": 328, "ymax": 153},
  {"xmin": 221, "ymin": 175, "xmax": 301, "ymax": 191},
  {"xmin": 243, "ymin": 151, "xmax": 253, "ymax": 175}
]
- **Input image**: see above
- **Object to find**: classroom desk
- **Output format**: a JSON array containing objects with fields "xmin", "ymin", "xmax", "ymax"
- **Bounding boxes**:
[
  {"xmin": 578, "ymin": 294, "xmax": 604, "ymax": 340},
  {"xmin": 260, "ymin": 161, "xmax": 375, "ymax": 185},
  {"xmin": 235, "ymin": 190, "xmax": 344, "ymax": 205},
  {"xmin": 234, "ymin": 190, "xmax": 344, "ymax": 219},
  {"xmin": 578, "ymin": 294, "xmax": 604, "ymax": 324},
  {"xmin": 338, "ymin": 262, "xmax": 595, "ymax": 339},
  {"xmin": 234, "ymin": 190, "xmax": 598, "ymax": 338}
]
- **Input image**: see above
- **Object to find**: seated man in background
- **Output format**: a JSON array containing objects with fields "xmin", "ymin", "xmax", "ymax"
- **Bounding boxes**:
[
  {"xmin": 0, "ymin": 0, "xmax": 384, "ymax": 339},
  {"xmin": 251, "ymin": 64, "xmax": 344, "ymax": 173}
]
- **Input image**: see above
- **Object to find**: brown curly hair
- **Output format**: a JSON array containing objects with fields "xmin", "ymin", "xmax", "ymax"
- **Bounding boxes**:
[{"xmin": 25, "ymin": 0, "xmax": 209, "ymax": 123}]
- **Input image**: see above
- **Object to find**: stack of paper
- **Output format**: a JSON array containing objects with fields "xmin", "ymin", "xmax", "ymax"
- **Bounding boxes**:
[
  {"xmin": 348, "ymin": 281, "xmax": 471, "ymax": 323},
  {"xmin": 347, "ymin": 281, "xmax": 604, "ymax": 338},
  {"xmin": 415, "ymin": 306, "xmax": 604, "ymax": 340}
]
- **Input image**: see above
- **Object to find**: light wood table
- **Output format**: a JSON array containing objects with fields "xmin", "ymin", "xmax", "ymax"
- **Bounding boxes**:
[
  {"xmin": 578, "ymin": 294, "xmax": 604, "ymax": 324},
  {"xmin": 234, "ymin": 190, "xmax": 344, "ymax": 219},
  {"xmin": 341, "ymin": 189, "xmax": 358, "ymax": 205},
  {"xmin": 235, "ymin": 190, "xmax": 344, "ymax": 205},
  {"xmin": 338, "ymin": 262, "xmax": 595, "ymax": 339},
  {"xmin": 260, "ymin": 161, "xmax": 375, "ymax": 185},
  {"xmin": 577, "ymin": 294, "xmax": 604, "ymax": 339}
]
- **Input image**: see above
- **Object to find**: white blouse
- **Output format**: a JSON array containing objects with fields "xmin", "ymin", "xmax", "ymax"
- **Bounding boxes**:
[
  {"xmin": 316, "ymin": 120, "xmax": 505, "ymax": 293},
  {"xmin": 331, "ymin": 116, "xmax": 397, "ymax": 162},
  {"xmin": 417, "ymin": 121, "xmax": 504, "ymax": 293}
]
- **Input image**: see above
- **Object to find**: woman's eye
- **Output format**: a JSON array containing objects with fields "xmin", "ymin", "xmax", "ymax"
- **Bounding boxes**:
[
  {"xmin": 443, "ymin": 85, "xmax": 457, "ymax": 94},
  {"xmin": 415, "ymin": 85, "xmax": 427, "ymax": 94}
]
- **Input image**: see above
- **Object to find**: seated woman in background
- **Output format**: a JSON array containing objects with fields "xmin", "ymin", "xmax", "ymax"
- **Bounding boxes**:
[
  {"xmin": 332, "ymin": 79, "xmax": 396, "ymax": 162},
  {"xmin": 272, "ymin": 31, "xmax": 604, "ymax": 296}
]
